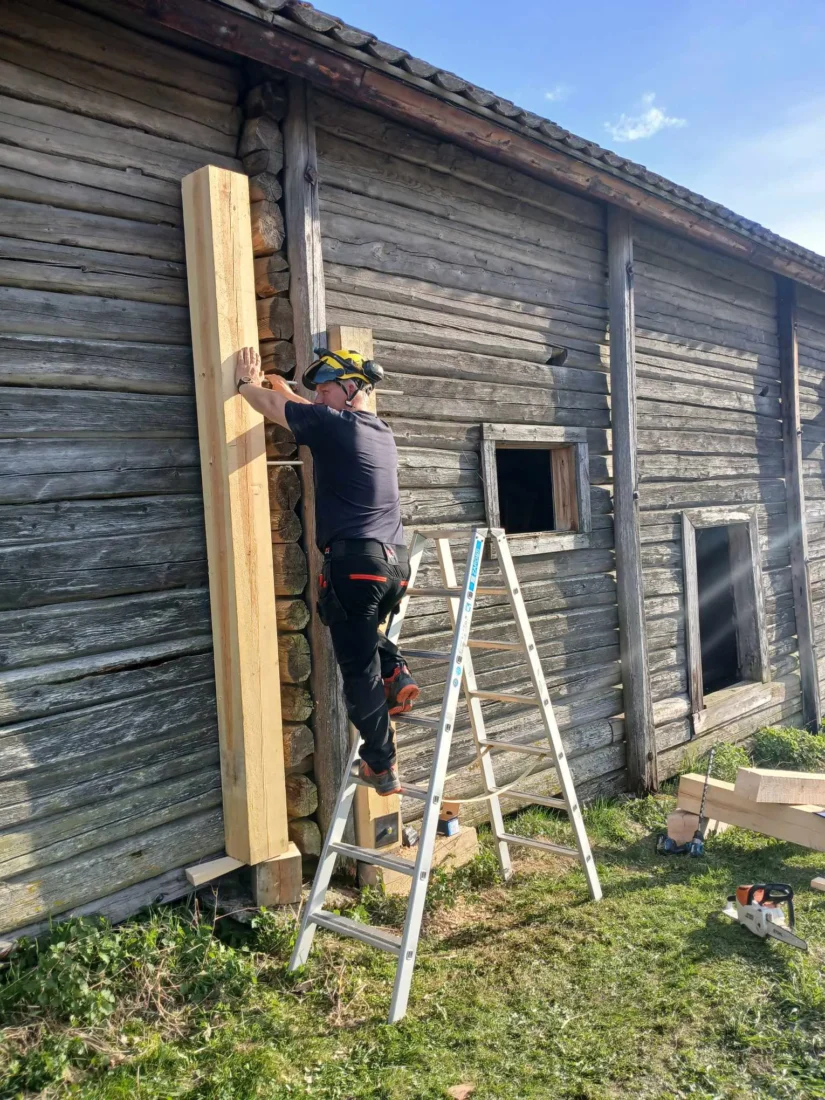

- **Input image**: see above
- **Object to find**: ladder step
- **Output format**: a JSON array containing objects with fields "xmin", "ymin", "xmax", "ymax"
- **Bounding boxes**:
[
  {"xmin": 477, "ymin": 738, "xmax": 550, "ymax": 757},
  {"xmin": 393, "ymin": 713, "xmax": 441, "ymax": 728},
  {"xmin": 350, "ymin": 770, "xmax": 429, "ymax": 800},
  {"xmin": 467, "ymin": 640, "xmax": 525, "ymax": 652},
  {"xmin": 404, "ymin": 648, "xmax": 451, "ymax": 660},
  {"xmin": 498, "ymin": 832, "xmax": 578, "ymax": 858},
  {"xmin": 330, "ymin": 842, "xmax": 415, "ymax": 876},
  {"xmin": 471, "ymin": 689, "xmax": 540, "ymax": 706},
  {"xmin": 408, "ymin": 586, "xmax": 507, "ymax": 598},
  {"xmin": 311, "ymin": 911, "xmax": 402, "ymax": 955}
]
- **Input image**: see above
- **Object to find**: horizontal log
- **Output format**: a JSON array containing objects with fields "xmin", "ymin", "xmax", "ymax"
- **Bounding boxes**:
[
  {"xmin": 0, "ymin": 679, "xmax": 217, "ymax": 779},
  {"xmin": 0, "ymin": 807, "xmax": 223, "ymax": 935},
  {"xmin": 0, "ymin": 494, "xmax": 204, "ymax": 545},
  {"xmin": 0, "ymin": 254, "xmax": 186, "ymax": 313},
  {"xmin": 0, "ymin": 285, "xmax": 189, "ymax": 343},
  {"xmin": 239, "ymin": 114, "xmax": 283, "ymax": 159},
  {"xmin": 0, "ymin": 39, "xmax": 237, "ymax": 154},
  {"xmin": 0, "ymin": 388, "xmax": 197, "ymax": 438},
  {"xmin": 0, "ymin": 645, "xmax": 213, "ymax": 724},
  {"xmin": 248, "ymin": 171, "xmax": 283, "ymax": 206},
  {"xmin": 285, "ymin": 773, "xmax": 318, "ymax": 820},
  {"xmin": 280, "ymin": 684, "xmax": 312, "ymax": 723},
  {"xmin": 278, "ymin": 632, "xmax": 311, "ymax": 684},
  {"xmin": 250, "ymin": 200, "xmax": 285, "ymax": 255},
  {"xmin": 0, "ymin": 767, "xmax": 222, "ymax": 879},
  {"xmin": 273, "ymin": 542, "xmax": 308, "ymax": 596},
  {"xmin": 271, "ymin": 509, "xmax": 302, "ymax": 543},
  {"xmin": 265, "ymin": 421, "xmax": 298, "ymax": 458},
  {"xmin": 283, "ymin": 723, "xmax": 314, "ymax": 769},
  {"xmin": 0, "ymin": 588, "xmax": 211, "ymax": 669},
  {"xmin": 640, "ymin": 479, "xmax": 786, "ymax": 511},
  {"xmin": 268, "ymin": 463, "xmax": 301, "ymax": 510},
  {"xmin": 276, "ymin": 598, "xmax": 310, "ymax": 632},
  {"xmin": 245, "ymin": 81, "xmax": 288, "ymax": 120},
  {"xmin": 0, "ymin": 437, "xmax": 200, "ymax": 503},
  {"xmin": 257, "ymin": 294, "xmax": 294, "ymax": 341},
  {"xmin": 254, "ymin": 253, "xmax": 290, "ymax": 296},
  {"xmin": 288, "ymin": 817, "xmax": 321, "ymax": 857},
  {"xmin": 0, "ymin": 94, "xmax": 239, "ymax": 185},
  {"xmin": 261, "ymin": 339, "xmax": 297, "ymax": 376}
]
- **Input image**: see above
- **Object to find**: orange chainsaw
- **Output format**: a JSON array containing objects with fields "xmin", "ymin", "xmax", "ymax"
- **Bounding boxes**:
[{"xmin": 723, "ymin": 883, "xmax": 807, "ymax": 951}]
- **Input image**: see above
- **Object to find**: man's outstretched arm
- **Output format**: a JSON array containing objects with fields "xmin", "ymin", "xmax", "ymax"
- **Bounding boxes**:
[{"xmin": 234, "ymin": 345, "xmax": 310, "ymax": 428}]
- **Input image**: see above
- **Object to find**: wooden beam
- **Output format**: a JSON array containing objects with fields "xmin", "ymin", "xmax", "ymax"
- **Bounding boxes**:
[
  {"xmin": 735, "ymin": 767, "xmax": 825, "ymax": 805},
  {"xmin": 778, "ymin": 277, "xmax": 821, "ymax": 729},
  {"xmin": 120, "ymin": 0, "xmax": 825, "ymax": 293},
  {"xmin": 607, "ymin": 207, "xmax": 657, "ymax": 792},
  {"xmin": 182, "ymin": 165, "xmax": 288, "ymax": 865},
  {"xmin": 812, "ymin": 877, "xmax": 825, "ymax": 892},
  {"xmin": 677, "ymin": 773, "xmax": 825, "ymax": 851},
  {"xmin": 185, "ymin": 854, "xmax": 245, "ymax": 887},
  {"xmin": 252, "ymin": 841, "xmax": 302, "ymax": 906},
  {"xmin": 283, "ymin": 77, "xmax": 349, "ymax": 836}
]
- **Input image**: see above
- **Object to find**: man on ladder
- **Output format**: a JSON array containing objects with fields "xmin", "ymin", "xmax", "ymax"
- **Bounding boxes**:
[{"xmin": 234, "ymin": 345, "xmax": 418, "ymax": 796}]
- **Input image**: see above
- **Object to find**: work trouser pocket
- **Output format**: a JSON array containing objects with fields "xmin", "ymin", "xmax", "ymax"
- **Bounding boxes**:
[{"xmin": 317, "ymin": 559, "xmax": 348, "ymax": 625}]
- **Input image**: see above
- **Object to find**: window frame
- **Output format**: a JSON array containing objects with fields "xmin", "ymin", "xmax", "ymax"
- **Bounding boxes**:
[
  {"xmin": 681, "ymin": 506, "xmax": 770, "ymax": 732},
  {"xmin": 481, "ymin": 424, "xmax": 592, "ymax": 555}
]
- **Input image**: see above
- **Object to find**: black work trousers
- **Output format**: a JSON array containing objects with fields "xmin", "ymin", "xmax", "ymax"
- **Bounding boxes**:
[{"xmin": 317, "ymin": 541, "xmax": 410, "ymax": 773}]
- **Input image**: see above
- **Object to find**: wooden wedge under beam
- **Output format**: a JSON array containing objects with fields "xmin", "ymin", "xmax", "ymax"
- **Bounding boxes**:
[
  {"xmin": 182, "ymin": 164, "xmax": 288, "ymax": 866},
  {"xmin": 677, "ymin": 773, "xmax": 825, "ymax": 851},
  {"xmin": 734, "ymin": 767, "xmax": 825, "ymax": 805}
]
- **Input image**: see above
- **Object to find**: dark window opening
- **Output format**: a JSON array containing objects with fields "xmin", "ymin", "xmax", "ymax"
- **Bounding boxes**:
[
  {"xmin": 495, "ymin": 448, "xmax": 555, "ymax": 534},
  {"xmin": 696, "ymin": 524, "xmax": 739, "ymax": 694}
]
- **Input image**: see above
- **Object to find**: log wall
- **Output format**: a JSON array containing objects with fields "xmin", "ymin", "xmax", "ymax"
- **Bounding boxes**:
[
  {"xmin": 239, "ymin": 77, "xmax": 320, "ymax": 860},
  {"xmin": 313, "ymin": 93, "xmax": 626, "ymax": 822},
  {"xmin": 0, "ymin": 0, "xmax": 244, "ymax": 935},
  {"xmin": 633, "ymin": 223, "xmax": 804, "ymax": 772},
  {"xmin": 797, "ymin": 284, "xmax": 825, "ymax": 704}
]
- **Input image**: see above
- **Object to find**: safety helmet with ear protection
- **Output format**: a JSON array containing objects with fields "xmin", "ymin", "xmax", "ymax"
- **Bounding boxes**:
[{"xmin": 303, "ymin": 348, "xmax": 384, "ymax": 392}]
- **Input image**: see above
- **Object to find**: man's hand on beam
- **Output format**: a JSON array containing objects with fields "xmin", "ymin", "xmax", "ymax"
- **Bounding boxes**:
[{"xmin": 234, "ymin": 345, "xmax": 309, "ymax": 428}]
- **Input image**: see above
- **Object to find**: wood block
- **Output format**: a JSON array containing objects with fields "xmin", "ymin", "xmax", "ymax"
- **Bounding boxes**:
[
  {"xmin": 186, "ymin": 855, "xmax": 245, "ymax": 888},
  {"xmin": 811, "ymin": 877, "xmax": 825, "ymax": 892},
  {"xmin": 677, "ymin": 773, "xmax": 825, "ymax": 851},
  {"xmin": 374, "ymin": 827, "xmax": 480, "ymax": 896},
  {"xmin": 181, "ymin": 166, "xmax": 288, "ymax": 866},
  {"xmin": 667, "ymin": 809, "xmax": 728, "ymax": 845},
  {"xmin": 735, "ymin": 767, "xmax": 825, "ymax": 805},
  {"xmin": 253, "ymin": 842, "xmax": 302, "ymax": 907}
]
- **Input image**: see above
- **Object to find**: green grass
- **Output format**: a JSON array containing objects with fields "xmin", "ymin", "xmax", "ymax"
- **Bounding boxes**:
[{"xmin": 2, "ymin": 727, "xmax": 825, "ymax": 1099}]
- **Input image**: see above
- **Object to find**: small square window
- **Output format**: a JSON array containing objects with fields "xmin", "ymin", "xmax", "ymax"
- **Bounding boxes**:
[{"xmin": 481, "ymin": 424, "xmax": 591, "ymax": 554}]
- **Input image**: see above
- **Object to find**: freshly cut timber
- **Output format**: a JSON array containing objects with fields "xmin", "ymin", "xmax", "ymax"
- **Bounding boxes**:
[{"xmin": 734, "ymin": 767, "xmax": 825, "ymax": 805}]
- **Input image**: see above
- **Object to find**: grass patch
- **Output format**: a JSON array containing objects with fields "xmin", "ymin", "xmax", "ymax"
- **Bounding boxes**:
[{"xmin": 3, "ymin": 779, "xmax": 824, "ymax": 1099}]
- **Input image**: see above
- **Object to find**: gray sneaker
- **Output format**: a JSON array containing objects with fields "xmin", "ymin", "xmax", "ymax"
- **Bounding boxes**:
[{"xmin": 358, "ymin": 760, "xmax": 402, "ymax": 796}]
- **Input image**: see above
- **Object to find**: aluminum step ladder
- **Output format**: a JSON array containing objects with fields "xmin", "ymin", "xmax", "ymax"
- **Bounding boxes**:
[{"xmin": 288, "ymin": 526, "xmax": 602, "ymax": 1023}]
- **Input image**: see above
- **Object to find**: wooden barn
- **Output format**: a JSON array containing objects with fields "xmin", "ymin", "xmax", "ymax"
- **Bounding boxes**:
[{"xmin": 3, "ymin": 0, "xmax": 825, "ymax": 941}]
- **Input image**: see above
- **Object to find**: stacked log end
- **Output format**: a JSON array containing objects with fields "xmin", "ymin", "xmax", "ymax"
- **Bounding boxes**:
[{"xmin": 242, "ymin": 79, "xmax": 319, "ymax": 862}]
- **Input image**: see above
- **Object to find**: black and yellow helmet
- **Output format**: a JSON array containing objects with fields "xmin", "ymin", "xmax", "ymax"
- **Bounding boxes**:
[{"xmin": 304, "ymin": 348, "xmax": 384, "ymax": 391}]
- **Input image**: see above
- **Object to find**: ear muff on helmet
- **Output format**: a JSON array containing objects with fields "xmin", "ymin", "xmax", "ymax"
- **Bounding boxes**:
[{"xmin": 304, "ymin": 348, "xmax": 384, "ymax": 391}]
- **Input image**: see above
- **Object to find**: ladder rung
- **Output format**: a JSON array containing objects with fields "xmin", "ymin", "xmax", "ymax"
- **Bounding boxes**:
[
  {"xmin": 471, "ymin": 689, "xmax": 540, "ymax": 706},
  {"xmin": 393, "ymin": 713, "xmax": 441, "ymax": 728},
  {"xmin": 311, "ymin": 911, "xmax": 402, "ymax": 955},
  {"xmin": 399, "ymin": 783, "xmax": 429, "ymax": 801},
  {"xmin": 477, "ymin": 738, "xmax": 550, "ymax": 757},
  {"xmin": 467, "ymin": 640, "xmax": 525, "ymax": 652},
  {"xmin": 506, "ymin": 791, "xmax": 568, "ymax": 810},
  {"xmin": 498, "ymin": 832, "xmax": 578, "ymax": 858},
  {"xmin": 403, "ymin": 648, "xmax": 451, "ymax": 660},
  {"xmin": 330, "ymin": 842, "xmax": 415, "ymax": 876}
]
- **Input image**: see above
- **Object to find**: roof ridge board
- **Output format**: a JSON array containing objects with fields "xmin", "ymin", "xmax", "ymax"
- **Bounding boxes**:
[{"xmin": 238, "ymin": 0, "xmax": 825, "ymax": 276}]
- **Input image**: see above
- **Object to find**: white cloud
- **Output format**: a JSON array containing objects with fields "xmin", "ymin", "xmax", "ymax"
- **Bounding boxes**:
[
  {"xmin": 605, "ymin": 92, "xmax": 687, "ymax": 142},
  {"xmin": 544, "ymin": 84, "xmax": 571, "ymax": 103}
]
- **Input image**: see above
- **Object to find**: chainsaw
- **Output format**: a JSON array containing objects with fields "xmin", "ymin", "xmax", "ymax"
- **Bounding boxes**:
[{"xmin": 722, "ymin": 883, "xmax": 808, "ymax": 951}]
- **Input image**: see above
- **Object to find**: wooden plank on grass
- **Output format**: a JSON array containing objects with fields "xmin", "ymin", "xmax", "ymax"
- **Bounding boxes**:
[
  {"xmin": 677, "ymin": 773, "xmax": 825, "ymax": 851},
  {"xmin": 182, "ymin": 164, "xmax": 288, "ymax": 865},
  {"xmin": 734, "ymin": 767, "xmax": 825, "ymax": 805}
]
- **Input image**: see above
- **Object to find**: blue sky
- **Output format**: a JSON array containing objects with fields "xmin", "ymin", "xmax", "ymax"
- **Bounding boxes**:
[{"xmin": 323, "ymin": 0, "xmax": 825, "ymax": 255}]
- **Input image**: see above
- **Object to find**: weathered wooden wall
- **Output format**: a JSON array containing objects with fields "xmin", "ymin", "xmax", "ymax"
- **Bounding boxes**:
[
  {"xmin": 312, "ymin": 93, "xmax": 626, "ymax": 822},
  {"xmin": 797, "ymin": 284, "xmax": 825, "ymax": 703},
  {"xmin": 633, "ymin": 223, "xmax": 804, "ymax": 772},
  {"xmin": 0, "ymin": 0, "xmax": 245, "ymax": 935}
]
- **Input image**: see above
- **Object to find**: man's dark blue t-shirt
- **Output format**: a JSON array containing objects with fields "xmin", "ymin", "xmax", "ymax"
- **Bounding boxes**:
[{"xmin": 284, "ymin": 402, "xmax": 404, "ymax": 550}]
